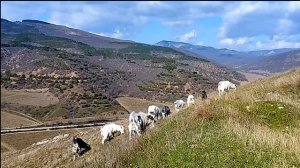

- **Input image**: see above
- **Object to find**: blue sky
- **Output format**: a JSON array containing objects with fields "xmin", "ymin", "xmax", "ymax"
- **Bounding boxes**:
[{"xmin": 1, "ymin": 1, "xmax": 300, "ymax": 51}]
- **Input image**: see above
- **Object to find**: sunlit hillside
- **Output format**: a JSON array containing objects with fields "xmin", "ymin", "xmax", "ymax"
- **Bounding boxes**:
[{"xmin": 2, "ymin": 68, "xmax": 299, "ymax": 168}]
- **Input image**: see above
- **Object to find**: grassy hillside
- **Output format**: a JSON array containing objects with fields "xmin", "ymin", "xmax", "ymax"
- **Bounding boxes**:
[
  {"xmin": 88, "ymin": 68, "xmax": 299, "ymax": 167},
  {"xmin": 2, "ymin": 68, "xmax": 299, "ymax": 168},
  {"xmin": 120, "ymin": 68, "xmax": 300, "ymax": 167}
]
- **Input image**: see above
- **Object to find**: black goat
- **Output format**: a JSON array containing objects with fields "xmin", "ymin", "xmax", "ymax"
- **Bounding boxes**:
[
  {"xmin": 201, "ymin": 90, "xmax": 207, "ymax": 100},
  {"xmin": 72, "ymin": 136, "xmax": 91, "ymax": 160},
  {"xmin": 161, "ymin": 106, "xmax": 171, "ymax": 118}
]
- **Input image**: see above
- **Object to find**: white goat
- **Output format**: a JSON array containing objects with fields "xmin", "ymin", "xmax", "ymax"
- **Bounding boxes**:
[
  {"xmin": 148, "ymin": 105, "xmax": 162, "ymax": 121},
  {"xmin": 100, "ymin": 123, "xmax": 124, "ymax": 144},
  {"xmin": 174, "ymin": 100, "xmax": 186, "ymax": 112},
  {"xmin": 218, "ymin": 81, "xmax": 236, "ymax": 96},
  {"xmin": 128, "ymin": 111, "xmax": 155, "ymax": 139},
  {"xmin": 187, "ymin": 95, "xmax": 195, "ymax": 107}
]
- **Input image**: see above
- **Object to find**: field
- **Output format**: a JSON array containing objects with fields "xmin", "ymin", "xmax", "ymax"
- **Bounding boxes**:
[
  {"xmin": 1, "ymin": 110, "xmax": 41, "ymax": 128},
  {"xmin": 1, "ymin": 128, "xmax": 92, "ymax": 154},
  {"xmin": 1, "ymin": 88, "xmax": 59, "ymax": 107},
  {"xmin": 1, "ymin": 68, "xmax": 299, "ymax": 168},
  {"xmin": 238, "ymin": 71, "xmax": 267, "ymax": 85},
  {"xmin": 0, "ymin": 96, "xmax": 169, "ymax": 162}
]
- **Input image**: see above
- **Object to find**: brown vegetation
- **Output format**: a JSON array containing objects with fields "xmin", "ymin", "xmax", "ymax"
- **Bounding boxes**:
[
  {"xmin": 1, "ymin": 88, "xmax": 59, "ymax": 107},
  {"xmin": 1, "ymin": 110, "xmax": 40, "ymax": 128}
]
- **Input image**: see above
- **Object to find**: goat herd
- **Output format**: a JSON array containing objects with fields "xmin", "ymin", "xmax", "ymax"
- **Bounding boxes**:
[{"xmin": 72, "ymin": 80, "xmax": 236, "ymax": 160}]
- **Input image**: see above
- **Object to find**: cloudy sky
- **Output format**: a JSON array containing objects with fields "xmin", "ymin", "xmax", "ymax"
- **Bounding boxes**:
[{"xmin": 1, "ymin": 1, "xmax": 300, "ymax": 51}]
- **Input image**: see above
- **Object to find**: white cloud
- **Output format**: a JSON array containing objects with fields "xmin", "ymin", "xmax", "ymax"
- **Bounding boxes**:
[
  {"xmin": 220, "ymin": 38, "xmax": 234, "ymax": 46},
  {"xmin": 255, "ymin": 41, "xmax": 263, "ymax": 48},
  {"xmin": 236, "ymin": 37, "xmax": 247, "ymax": 45},
  {"xmin": 288, "ymin": 1, "xmax": 300, "ymax": 12},
  {"xmin": 90, "ymin": 32, "xmax": 106, "ymax": 36},
  {"xmin": 2, "ymin": 1, "xmax": 300, "ymax": 50},
  {"xmin": 91, "ymin": 29, "xmax": 124, "ymax": 39},
  {"xmin": 220, "ymin": 37, "xmax": 248, "ymax": 46},
  {"xmin": 276, "ymin": 19, "xmax": 295, "ymax": 35},
  {"xmin": 162, "ymin": 20, "xmax": 193, "ymax": 27},
  {"xmin": 178, "ymin": 30, "xmax": 197, "ymax": 42},
  {"xmin": 255, "ymin": 40, "xmax": 300, "ymax": 50},
  {"xmin": 219, "ymin": 1, "xmax": 300, "ymax": 50},
  {"xmin": 111, "ymin": 29, "xmax": 123, "ymax": 39},
  {"xmin": 196, "ymin": 41, "xmax": 204, "ymax": 46},
  {"xmin": 220, "ymin": 35, "xmax": 300, "ymax": 51}
]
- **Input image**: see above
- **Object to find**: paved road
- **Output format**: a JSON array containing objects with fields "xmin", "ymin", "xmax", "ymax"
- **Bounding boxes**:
[{"xmin": 1, "ymin": 122, "xmax": 107, "ymax": 135}]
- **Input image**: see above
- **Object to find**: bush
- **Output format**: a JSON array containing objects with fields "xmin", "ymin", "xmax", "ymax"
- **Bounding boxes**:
[{"xmin": 163, "ymin": 61, "xmax": 177, "ymax": 72}]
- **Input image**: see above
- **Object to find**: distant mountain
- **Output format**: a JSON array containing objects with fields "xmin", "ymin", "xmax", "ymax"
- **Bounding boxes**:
[
  {"xmin": 1, "ymin": 18, "xmax": 135, "ymax": 49},
  {"xmin": 156, "ymin": 40, "xmax": 252, "ymax": 67},
  {"xmin": 243, "ymin": 49, "xmax": 300, "ymax": 73},
  {"xmin": 156, "ymin": 40, "xmax": 300, "ymax": 73},
  {"xmin": 247, "ymin": 48, "xmax": 298, "ymax": 57}
]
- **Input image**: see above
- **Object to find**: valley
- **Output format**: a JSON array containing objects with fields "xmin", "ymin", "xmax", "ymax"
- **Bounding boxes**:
[
  {"xmin": 156, "ymin": 40, "xmax": 300, "ymax": 74},
  {"xmin": 3, "ymin": 1, "xmax": 300, "ymax": 167},
  {"xmin": 1, "ymin": 68, "xmax": 299, "ymax": 167},
  {"xmin": 1, "ymin": 18, "xmax": 246, "ymax": 122},
  {"xmin": 1, "ymin": 17, "xmax": 299, "ymax": 168}
]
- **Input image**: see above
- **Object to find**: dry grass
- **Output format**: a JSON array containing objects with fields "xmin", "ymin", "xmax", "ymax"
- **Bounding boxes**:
[
  {"xmin": 210, "ymin": 68, "xmax": 300, "ymax": 166},
  {"xmin": 1, "ymin": 145, "xmax": 9, "ymax": 153},
  {"xmin": 1, "ymin": 88, "xmax": 59, "ymax": 107},
  {"xmin": 1, "ymin": 142, "xmax": 16, "ymax": 153},
  {"xmin": 0, "ymin": 97, "xmax": 171, "ymax": 168},
  {"xmin": 227, "ymin": 68, "xmax": 300, "ymax": 106},
  {"xmin": 190, "ymin": 107, "xmax": 212, "ymax": 121},
  {"xmin": 223, "ymin": 118, "xmax": 300, "ymax": 158},
  {"xmin": 0, "ymin": 119, "xmax": 139, "ymax": 168},
  {"xmin": 1, "ymin": 127, "xmax": 93, "ymax": 167},
  {"xmin": 1, "ymin": 110, "xmax": 41, "ymax": 129},
  {"xmin": 1, "ymin": 129, "xmax": 83, "ymax": 153}
]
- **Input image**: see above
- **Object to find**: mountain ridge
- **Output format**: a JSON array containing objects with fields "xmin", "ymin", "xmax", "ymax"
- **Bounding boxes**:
[{"xmin": 156, "ymin": 40, "xmax": 300, "ymax": 73}]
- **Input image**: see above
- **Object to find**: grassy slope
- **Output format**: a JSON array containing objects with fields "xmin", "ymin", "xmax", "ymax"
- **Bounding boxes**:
[
  {"xmin": 1, "ymin": 68, "xmax": 299, "ymax": 168},
  {"xmin": 119, "ymin": 68, "xmax": 300, "ymax": 167},
  {"xmin": 62, "ymin": 68, "xmax": 298, "ymax": 168}
]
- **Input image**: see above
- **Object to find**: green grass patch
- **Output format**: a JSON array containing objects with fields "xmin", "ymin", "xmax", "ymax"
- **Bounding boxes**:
[
  {"xmin": 244, "ymin": 101, "xmax": 300, "ymax": 131},
  {"xmin": 211, "ymin": 99, "xmax": 300, "ymax": 131},
  {"xmin": 123, "ymin": 108, "xmax": 299, "ymax": 167}
]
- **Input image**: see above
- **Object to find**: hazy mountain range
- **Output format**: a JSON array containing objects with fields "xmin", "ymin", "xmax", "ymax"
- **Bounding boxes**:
[{"xmin": 156, "ymin": 40, "xmax": 300, "ymax": 73}]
